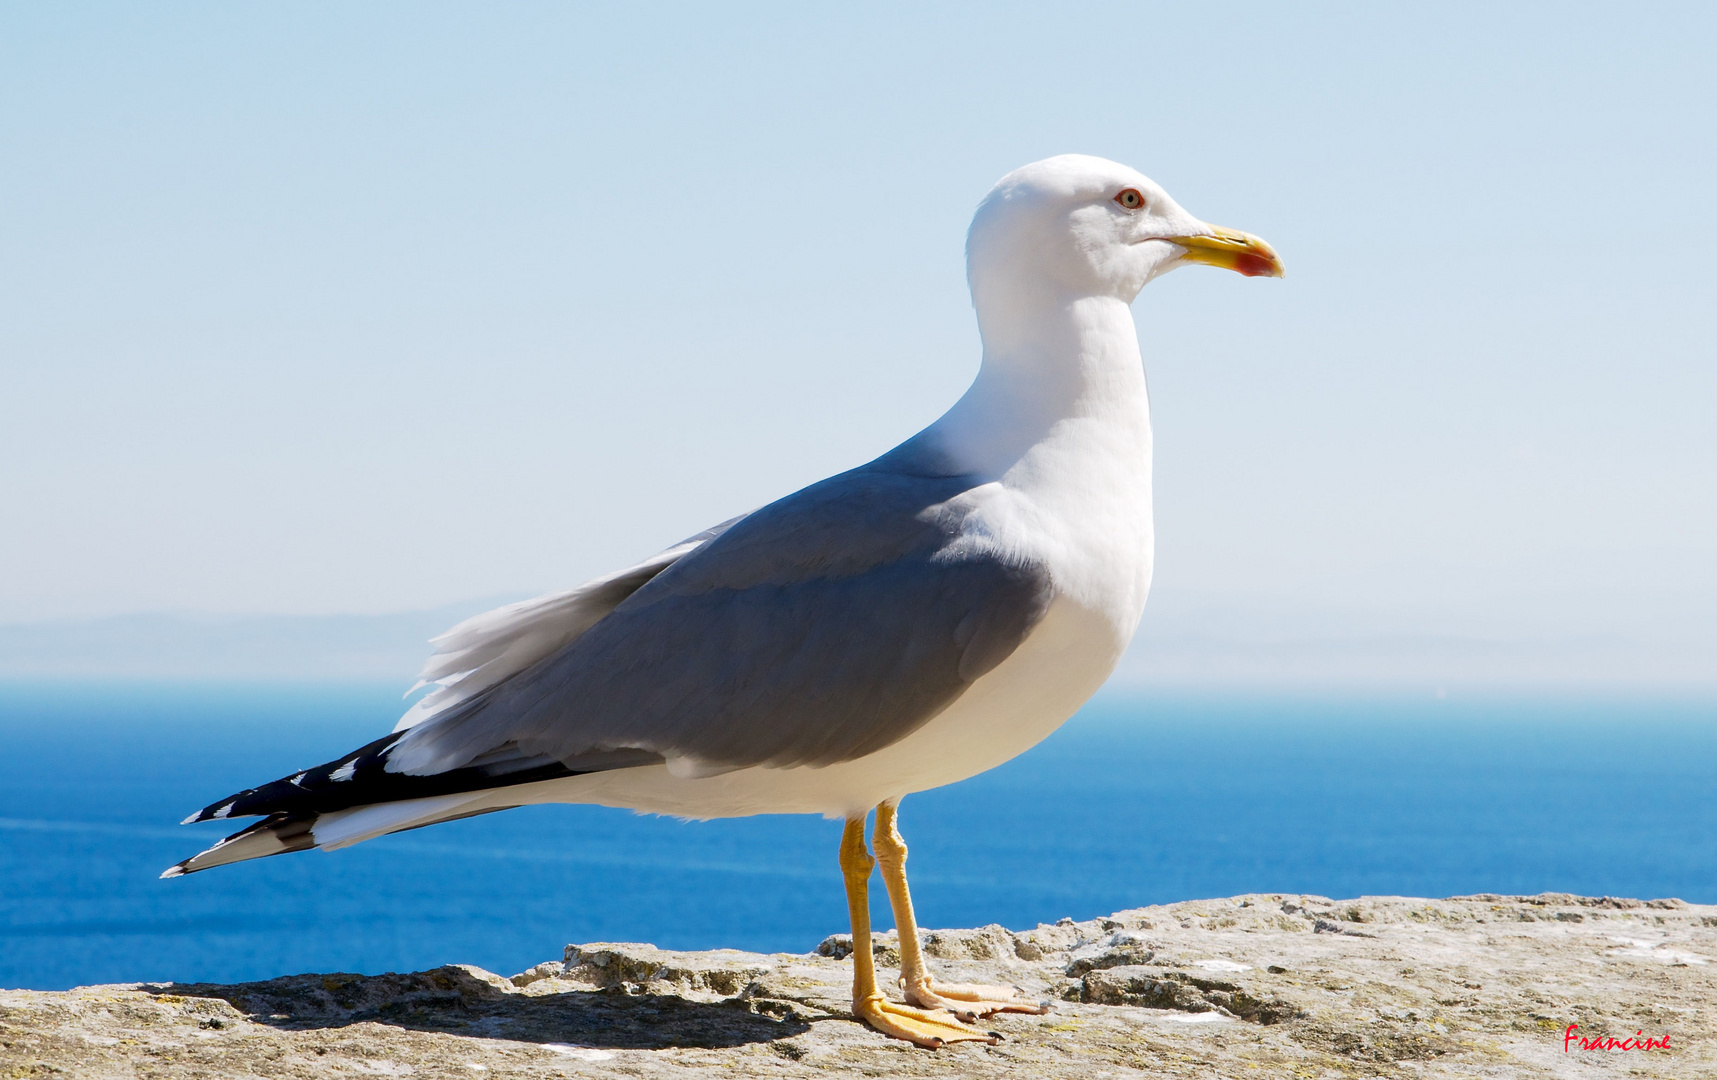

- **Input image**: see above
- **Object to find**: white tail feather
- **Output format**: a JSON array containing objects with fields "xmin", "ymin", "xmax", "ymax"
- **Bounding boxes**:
[{"xmin": 312, "ymin": 793, "xmax": 488, "ymax": 850}]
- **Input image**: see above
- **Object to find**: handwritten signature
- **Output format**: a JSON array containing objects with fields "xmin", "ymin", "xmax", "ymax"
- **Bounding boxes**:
[{"xmin": 1564, "ymin": 1023, "xmax": 1670, "ymax": 1052}]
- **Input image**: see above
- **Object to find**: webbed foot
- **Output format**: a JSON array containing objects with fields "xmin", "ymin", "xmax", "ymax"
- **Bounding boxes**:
[
  {"xmin": 902, "ymin": 976, "xmax": 1051, "ymax": 1022},
  {"xmin": 855, "ymin": 991, "xmax": 1001, "ymax": 1048}
]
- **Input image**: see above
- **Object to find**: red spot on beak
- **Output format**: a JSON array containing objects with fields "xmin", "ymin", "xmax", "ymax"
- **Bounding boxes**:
[{"xmin": 1234, "ymin": 252, "xmax": 1276, "ymax": 278}]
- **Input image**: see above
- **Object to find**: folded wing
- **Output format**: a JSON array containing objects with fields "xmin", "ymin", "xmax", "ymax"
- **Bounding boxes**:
[{"xmin": 387, "ymin": 463, "xmax": 1053, "ymax": 778}]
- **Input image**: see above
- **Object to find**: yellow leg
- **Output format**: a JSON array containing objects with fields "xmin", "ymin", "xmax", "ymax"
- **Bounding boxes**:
[
  {"xmin": 874, "ymin": 800, "xmax": 1049, "ymax": 1021},
  {"xmin": 840, "ymin": 815, "xmax": 997, "ymax": 1048}
]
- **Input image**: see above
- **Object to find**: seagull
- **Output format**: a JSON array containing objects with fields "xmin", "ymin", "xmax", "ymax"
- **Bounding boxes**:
[{"xmin": 166, "ymin": 154, "xmax": 1281, "ymax": 1048}]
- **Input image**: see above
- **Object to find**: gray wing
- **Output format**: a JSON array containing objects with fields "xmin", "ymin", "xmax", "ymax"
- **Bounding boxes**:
[{"xmin": 386, "ymin": 461, "xmax": 1055, "ymax": 777}]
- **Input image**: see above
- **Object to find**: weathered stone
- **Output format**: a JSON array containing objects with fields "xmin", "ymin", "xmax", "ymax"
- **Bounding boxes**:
[
  {"xmin": 3, "ymin": 892, "xmax": 1712, "ymax": 1078},
  {"xmin": 557, "ymin": 942, "xmax": 773, "ymax": 998},
  {"xmin": 919, "ymin": 923, "xmax": 1034, "ymax": 963},
  {"xmin": 813, "ymin": 930, "xmax": 900, "ymax": 965},
  {"xmin": 1064, "ymin": 931, "xmax": 1159, "ymax": 975},
  {"xmin": 508, "ymin": 961, "xmax": 565, "ymax": 988}
]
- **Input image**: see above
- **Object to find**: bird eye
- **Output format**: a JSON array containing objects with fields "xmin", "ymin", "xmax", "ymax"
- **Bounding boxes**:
[{"xmin": 1114, "ymin": 188, "xmax": 1145, "ymax": 210}]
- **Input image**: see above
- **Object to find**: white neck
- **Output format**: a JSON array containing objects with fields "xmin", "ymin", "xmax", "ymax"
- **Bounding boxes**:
[{"xmin": 926, "ymin": 291, "xmax": 1150, "ymax": 480}]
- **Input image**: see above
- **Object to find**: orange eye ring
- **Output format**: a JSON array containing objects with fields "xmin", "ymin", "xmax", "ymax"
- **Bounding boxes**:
[{"xmin": 1114, "ymin": 188, "xmax": 1145, "ymax": 210}]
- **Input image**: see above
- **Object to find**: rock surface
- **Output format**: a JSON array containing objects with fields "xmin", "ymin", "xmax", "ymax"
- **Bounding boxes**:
[{"xmin": 3, "ymin": 893, "xmax": 1711, "ymax": 1078}]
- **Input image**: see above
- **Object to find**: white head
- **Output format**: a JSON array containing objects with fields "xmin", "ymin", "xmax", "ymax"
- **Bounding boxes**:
[{"xmin": 966, "ymin": 154, "xmax": 1282, "ymax": 309}]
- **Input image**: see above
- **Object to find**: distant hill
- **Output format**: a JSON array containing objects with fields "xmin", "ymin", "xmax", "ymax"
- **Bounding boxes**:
[
  {"xmin": 0, "ymin": 591, "xmax": 1710, "ymax": 688},
  {"xmin": 0, "ymin": 599, "xmax": 518, "ymax": 682}
]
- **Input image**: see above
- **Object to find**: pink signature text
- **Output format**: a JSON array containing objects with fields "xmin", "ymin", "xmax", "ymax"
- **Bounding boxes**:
[{"xmin": 1564, "ymin": 1023, "xmax": 1670, "ymax": 1052}]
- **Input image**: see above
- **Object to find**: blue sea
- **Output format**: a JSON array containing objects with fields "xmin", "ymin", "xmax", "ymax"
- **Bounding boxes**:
[{"xmin": 1, "ymin": 682, "xmax": 1713, "ymax": 992}]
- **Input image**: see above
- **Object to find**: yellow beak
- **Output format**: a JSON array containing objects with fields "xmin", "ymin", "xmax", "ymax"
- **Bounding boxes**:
[{"xmin": 1162, "ymin": 225, "xmax": 1284, "ymax": 278}]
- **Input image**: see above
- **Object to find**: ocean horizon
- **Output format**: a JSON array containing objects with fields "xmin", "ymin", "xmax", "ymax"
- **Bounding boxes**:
[{"xmin": 2, "ymin": 681, "xmax": 1713, "ymax": 992}]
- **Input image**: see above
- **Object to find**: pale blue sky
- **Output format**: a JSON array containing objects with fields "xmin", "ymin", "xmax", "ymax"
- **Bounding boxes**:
[{"xmin": 3, "ymin": 3, "xmax": 1713, "ymax": 679}]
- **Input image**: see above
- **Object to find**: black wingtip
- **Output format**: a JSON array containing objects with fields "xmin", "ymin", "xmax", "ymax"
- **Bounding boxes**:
[
  {"xmin": 176, "ymin": 728, "xmax": 592, "ymax": 830},
  {"xmin": 181, "ymin": 799, "xmax": 239, "ymax": 825},
  {"xmin": 177, "ymin": 730, "xmax": 408, "ymax": 826}
]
